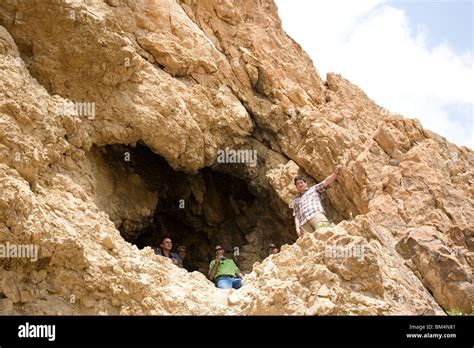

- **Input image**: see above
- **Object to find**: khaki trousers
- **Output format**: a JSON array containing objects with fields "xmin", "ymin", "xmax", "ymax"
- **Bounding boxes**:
[{"xmin": 300, "ymin": 212, "xmax": 332, "ymax": 234}]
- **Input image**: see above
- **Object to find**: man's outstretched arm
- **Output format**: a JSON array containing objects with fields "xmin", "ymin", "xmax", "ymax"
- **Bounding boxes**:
[{"xmin": 322, "ymin": 165, "xmax": 342, "ymax": 188}]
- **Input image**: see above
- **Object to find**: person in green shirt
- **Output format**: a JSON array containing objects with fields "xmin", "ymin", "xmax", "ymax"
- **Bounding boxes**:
[{"xmin": 208, "ymin": 245, "xmax": 243, "ymax": 289}]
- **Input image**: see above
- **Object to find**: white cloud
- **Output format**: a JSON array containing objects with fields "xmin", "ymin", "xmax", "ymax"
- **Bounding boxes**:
[{"xmin": 276, "ymin": 0, "xmax": 473, "ymax": 149}]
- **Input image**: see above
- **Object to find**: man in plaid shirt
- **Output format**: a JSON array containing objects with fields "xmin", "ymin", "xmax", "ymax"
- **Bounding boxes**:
[{"xmin": 293, "ymin": 165, "xmax": 342, "ymax": 237}]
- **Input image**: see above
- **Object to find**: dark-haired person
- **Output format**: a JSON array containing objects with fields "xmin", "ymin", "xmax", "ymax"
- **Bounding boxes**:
[
  {"xmin": 293, "ymin": 165, "xmax": 342, "ymax": 238},
  {"xmin": 154, "ymin": 237, "xmax": 180, "ymax": 266},
  {"xmin": 208, "ymin": 245, "xmax": 243, "ymax": 289}
]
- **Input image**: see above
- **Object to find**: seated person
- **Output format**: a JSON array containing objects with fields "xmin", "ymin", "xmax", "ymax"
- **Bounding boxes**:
[
  {"xmin": 208, "ymin": 245, "xmax": 243, "ymax": 289},
  {"xmin": 154, "ymin": 237, "xmax": 179, "ymax": 266},
  {"xmin": 268, "ymin": 243, "xmax": 279, "ymax": 255}
]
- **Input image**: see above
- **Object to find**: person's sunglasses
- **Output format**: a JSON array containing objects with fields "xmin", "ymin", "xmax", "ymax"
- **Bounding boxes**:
[{"xmin": 215, "ymin": 247, "xmax": 223, "ymax": 251}]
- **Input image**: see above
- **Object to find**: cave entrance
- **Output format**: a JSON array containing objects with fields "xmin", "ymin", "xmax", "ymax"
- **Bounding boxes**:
[{"xmin": 91, "ymin": 142, "xmax": 295, "ymax": 273}]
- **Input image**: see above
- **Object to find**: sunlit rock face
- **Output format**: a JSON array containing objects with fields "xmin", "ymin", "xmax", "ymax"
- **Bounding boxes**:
[{"xmin": 0, "ymin": 0, "xmax": 472, "ymax": 315}]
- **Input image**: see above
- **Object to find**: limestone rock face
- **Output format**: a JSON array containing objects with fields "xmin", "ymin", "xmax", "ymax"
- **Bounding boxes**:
[{"xmin": 0, "ymin": 0, "xmax": 472, "ymax": 315}]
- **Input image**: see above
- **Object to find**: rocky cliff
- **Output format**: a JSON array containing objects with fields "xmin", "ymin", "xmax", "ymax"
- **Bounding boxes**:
[{"xmin": 0, "ymin": 0, "xmax": 472, "ymax": 315}]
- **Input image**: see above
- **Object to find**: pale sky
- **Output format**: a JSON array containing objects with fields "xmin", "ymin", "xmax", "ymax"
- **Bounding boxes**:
[{"xmin": 275, "ymin": 0, "xmax": 473, "ymax": 149}]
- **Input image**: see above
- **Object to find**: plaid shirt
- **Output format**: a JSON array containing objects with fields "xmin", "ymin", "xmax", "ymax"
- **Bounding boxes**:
[{"xmin": 292, "ymin": 182, "xmax": 327, "ymax": 225}]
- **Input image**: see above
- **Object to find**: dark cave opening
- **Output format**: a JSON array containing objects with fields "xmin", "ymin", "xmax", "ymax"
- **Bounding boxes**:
[{"xmin": 94, "ymin": 142, "xmax": 296, "ymax": 274}]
